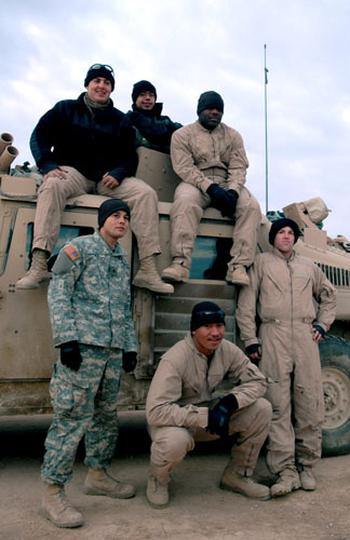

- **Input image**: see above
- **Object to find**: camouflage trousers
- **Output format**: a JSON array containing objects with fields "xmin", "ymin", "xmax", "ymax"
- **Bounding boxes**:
[{"xmin": 41, "ymin": 344, "xmax": 122, "ymax": 485}]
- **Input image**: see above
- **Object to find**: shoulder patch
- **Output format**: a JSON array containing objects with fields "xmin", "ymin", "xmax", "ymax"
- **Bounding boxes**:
[{"xmin": 63, "ymin": 244, "xmax": 81, "ymax": 262}]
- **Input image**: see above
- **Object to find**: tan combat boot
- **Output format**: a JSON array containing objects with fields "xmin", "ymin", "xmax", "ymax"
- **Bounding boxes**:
[
  {"xmin": 40, "ymin": 483, "xmax": 83, "ymax": 528},
  {"xmin": 226, "ymin": 264, "xmax": 250, "ymax": 286},
  {"xmin": 270, "ymin": 467, "xmax": 301, "ymax": 497},
  {"xmin": 220, "ymin": 462, "xmax": 270, "ymax": 500},
  {"xmin": 299, "ymin": 466, "xmax": 316, "ymax": 491},
  {"xmin": 83, "ymin": 468, "xmax": 135, "ymax": 499},
  {"xmin": 146, "ymin": 474, "xmax": 169, "ymax": 509},
  {"xmin": 133, "ymin": 255, "xmax": 174, "ymax": 294},
  {"xmin": 161, "ymin": 258, "xmax": 190, "ymax": 283},
  {"xmin": 16, "ymin": 249, "xmax": 51, "ymax": 289}
]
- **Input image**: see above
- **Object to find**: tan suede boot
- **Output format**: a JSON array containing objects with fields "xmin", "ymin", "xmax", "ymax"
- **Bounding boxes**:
[
  {"xmin": 270, "ymin": 467, "xmax": 301, "ymax": 497},
  {"xmin": 83, "ymin": 468, "xmax": 135, "ymax": 499},
  {"xmin": 16, "ymin": 249, "xmax": 51, "ymax": 289},
  {"xmin": 220, "ymin": 462, "xmax": 270, "ymax": 500},
  {"xmin": 133, "ymin": 255, "xmax": 174, "ymax": 294},
  {"xmin": 40, "ymin": 483, "xmax": 83, "ymax": 528},
  {"xmin": 225, "ymin": 264, "xmax": 250, "ymax": 286},
  {"xmin": 299, "ymin": 466, "xmax": 316, "ymax": 491},
  {"xmin": 161, "ymin": 259, "xmax": 190, "ymax": 283},
  {"xmin": 146, "ymin": 475, "xmax": 169, "ymax": 508}
]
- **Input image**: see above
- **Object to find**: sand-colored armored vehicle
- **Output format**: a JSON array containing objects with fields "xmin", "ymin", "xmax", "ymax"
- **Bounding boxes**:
[{"xmin": 1, "ymin": 140, "xmax": 350, "ymax": 457}]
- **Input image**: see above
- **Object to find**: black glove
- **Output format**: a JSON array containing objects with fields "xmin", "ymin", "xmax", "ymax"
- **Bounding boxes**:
[
  {"xmin": 59, "ymin": 340, "xmax": 82, "ymax": 372},
  {"xmin": 206, "ymin": 184, "xmax": 238, "ymax": 218},
  {"xmin": 245, "ymin": 343, "xmax": 262, "ymax": 363},
  {"xmin": 313, "ymin": 324, "xmax": 326, "ymax": 338},
  {"xmin": 122, "ymin": 351, "xmax": 137, "ymax": 373},
  {"xmin": 208, "ymin": 394, "xmax": 238, "ymax": 437}
]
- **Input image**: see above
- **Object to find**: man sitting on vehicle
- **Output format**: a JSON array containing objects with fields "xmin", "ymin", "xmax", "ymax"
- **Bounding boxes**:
[
  {"xmin": 126, "ymin": 80, "xmax": 182, "ymax": 153},
  {"xmin": 161, "ymin": 91, "xmax": 262, "ymax": 287},
  {"xmin": 16, "ymin": 64, "xmax": 173, "ymax": 295}
]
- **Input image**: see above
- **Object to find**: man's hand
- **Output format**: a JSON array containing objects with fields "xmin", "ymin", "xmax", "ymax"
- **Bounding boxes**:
[
  {"xmin": 208, "ymin": 394, "xmax": 238, "ymax": 437},
  {"xmin": 101, "ymin": 173, "xmax": 120, "ymax": 189},
  {"xmin": 245, "ymin": 343, "xmax": 262, "ymax": 363},
  {"xmin": 122, "ymin": 351, "xmax": 137, "ymax": 373},
  {"xmin": 312, "ymin": 324, "xmax": 326, "ymax": 343},
  {"xmin": 44, "ymin": 167, "xmax": 68, "ymax": 181},
  {"xmin": 206, "ymin": 184, "xmax": 238, "ymax": 218},
  {"xmin": 60, "ymin": 340, "xmax": 82, "ymax": 371}
]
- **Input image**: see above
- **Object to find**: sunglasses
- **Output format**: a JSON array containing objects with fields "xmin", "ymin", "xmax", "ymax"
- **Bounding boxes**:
[{"xmin": 89, "ymin": 64, "xmax": 114, "ymax": 75}]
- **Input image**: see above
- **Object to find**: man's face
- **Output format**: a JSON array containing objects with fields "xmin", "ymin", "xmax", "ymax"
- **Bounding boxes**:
[
  {"xmin": 135, "ymin": 91, "xmax": 156, "ymax": 111},
  {"xmin": 100, "ymin": 210, "xmax": 129, "ymax": 246},
  {"xmin": 192, "ymin": 323, "xmax": 225, "ymax": 356},
  {"xmin": 274, "ymin": 226, "xmax": 295, "ymax": 256},
  {"xmin": 87, "ymin": 77, "xmax": 112, "ymax": 104},
  {"xmin": 198, "ymin": 108, "xmax": 223, "ymax": 130}
]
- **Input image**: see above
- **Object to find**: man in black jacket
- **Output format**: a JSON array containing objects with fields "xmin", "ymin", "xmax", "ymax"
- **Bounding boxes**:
[
  {"xmin": 16, "ymin": 65, "xmax": 173, "ymax": 294},
  {"xmin": 127, "ymin": 80, "xmax": 181, "ymax": 153}
]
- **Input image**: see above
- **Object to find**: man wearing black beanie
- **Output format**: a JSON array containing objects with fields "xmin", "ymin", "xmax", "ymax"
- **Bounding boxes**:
[
  {"xmin": 237, "ymin": 217, "xmax": 336, "ymax": 497},
  {"xmin": 126, "ymin": 79, "xmax": 182, "ymax": 153},
  {"xmin": 40, "ymin": 199, "xmax": 137, "ymax": 528},
  {"xmin": 161, "ymin": 90, "xmax": 261, "ymax": 287},
  {"xmin": 145, "ymin": 300, "xmax": 272, "ymax": 508},
  {"xmin": 17, "ymin": 65, "xmax": 173, "ymax": 295}
]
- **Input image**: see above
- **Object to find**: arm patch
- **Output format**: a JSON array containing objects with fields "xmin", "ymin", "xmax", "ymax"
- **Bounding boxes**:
[
  {"xmin": 51, "ymin": 243, "xmax": 80, "ymax": 274},
  {"xmin": 64, "ymin": 244, "xmax": 81, "ymax": 261}
]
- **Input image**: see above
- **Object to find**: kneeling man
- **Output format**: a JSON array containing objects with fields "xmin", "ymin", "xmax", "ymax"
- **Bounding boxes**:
[{"xmin": 145, "ymin": 301, "xmax": 272, "ymax": 508}]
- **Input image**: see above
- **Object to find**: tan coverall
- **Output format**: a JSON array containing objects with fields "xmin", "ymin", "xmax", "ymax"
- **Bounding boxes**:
[
  {"xmin": 169, "ymin": 121, "xmax": 261, "ymax": 270},
  {"xmin": 236, "ymin": 249, "xmax": 336, "ymax": 474},
  {"xmin": 33, "ymin": 165, "xmax": 161, "ymax": 259},
  {"xmin": 146, "ymin": 334, "xmax": 272, "ymax": 482}
]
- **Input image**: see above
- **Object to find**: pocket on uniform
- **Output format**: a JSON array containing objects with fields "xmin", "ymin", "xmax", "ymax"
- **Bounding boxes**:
[{"xmin": 49, "ymin": 362, "xmax": 89, "ymax": 416}]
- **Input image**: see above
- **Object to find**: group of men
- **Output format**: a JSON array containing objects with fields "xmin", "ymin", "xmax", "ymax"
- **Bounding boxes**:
[{"xmin": 18, "ymin": 63, "xmax": 336, "ymax": 529}]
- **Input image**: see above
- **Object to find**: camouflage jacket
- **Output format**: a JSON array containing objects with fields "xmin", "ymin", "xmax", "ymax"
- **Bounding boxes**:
[{"xmin": 48, "ymin": 232, "xmax": 137, "ymax": 351}]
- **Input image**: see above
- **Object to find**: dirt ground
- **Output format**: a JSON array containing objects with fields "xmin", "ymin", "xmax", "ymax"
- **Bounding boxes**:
[{"xmin": 0, "ymin": 413, "xmax": 349, "ymax": 540}]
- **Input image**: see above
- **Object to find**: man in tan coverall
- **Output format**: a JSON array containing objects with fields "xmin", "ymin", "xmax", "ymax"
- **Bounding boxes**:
[
  {"xmin": 236, "ymin": 218, "xmax": 336, "ymax": 497},
  {"xmin": 145, "ymin": 301, "xmax": 272, "ymax": 508},
  {"xmin": 16, "ymin": 63, "xmax": 173, "ymax": 295},
  {"xmin": 161, "ymin": 91, "xmax": 261, "ymax": 287}
]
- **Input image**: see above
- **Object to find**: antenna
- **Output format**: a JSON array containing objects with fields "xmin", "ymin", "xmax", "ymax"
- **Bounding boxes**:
[{"xmin": 264, "ymin": 44, "xmax": 269, "ymax": 214}]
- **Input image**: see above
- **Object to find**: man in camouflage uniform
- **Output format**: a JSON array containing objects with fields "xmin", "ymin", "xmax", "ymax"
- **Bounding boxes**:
[{"xmin": 40, "ymin": 199, "xmax": 137, "ymax": 529}]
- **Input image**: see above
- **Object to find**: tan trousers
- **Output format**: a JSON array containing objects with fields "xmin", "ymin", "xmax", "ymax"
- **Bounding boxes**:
[
  {"xmin": 260, "ymin": 321, "xmax": 325, "ymax": 474},
  {"xmin": 149, "ymin": 398, "xmax": 271, "ymax": 481},
  {"xmin": 169, "ymin": 182, "xmax": 261, "ymax": 269},
  {"xmin": 32, "ymin": 166, "xmax": 161, "ymax": 259}
]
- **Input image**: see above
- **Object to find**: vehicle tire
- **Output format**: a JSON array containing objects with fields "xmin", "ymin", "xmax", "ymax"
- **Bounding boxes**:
[{"xmin": 320, "ymin": 335, "xmax": 350, "ymax": 456}]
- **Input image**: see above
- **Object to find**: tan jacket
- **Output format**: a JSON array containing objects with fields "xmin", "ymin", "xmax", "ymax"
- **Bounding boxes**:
[
  {"xmin": 170, "ymin": 121, "xmax": 249, "ymax": 194},
  {"xmin": 236, "ymin": 249, "xmax": 337, "ymax": 346},
  {"xmin": 146, "ymin": 334, "xmax": 267, "ymax": 429}
]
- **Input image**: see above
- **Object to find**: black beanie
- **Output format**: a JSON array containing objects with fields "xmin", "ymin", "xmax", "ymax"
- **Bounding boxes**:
[
  {"xmin": 98, "ymin": 199, "xmax": 130, "ymax": 228},
  {"xmin": 84, "ymin": 64, "xmax": 115, "ymax": 91},
  {"xmin": 190, "ymin": 301, "xmax": 226, "ymax": 332},
  {"xmin": 197, "ymin": 91, "xmax": 224, "ymax": 115},
  {"xmin": 132, "ymin": 80, "xmax": 157, "ymax": 103},
  {"xmin": 269, "ymin": 218, "xmax": 301, "ymax": 246}
]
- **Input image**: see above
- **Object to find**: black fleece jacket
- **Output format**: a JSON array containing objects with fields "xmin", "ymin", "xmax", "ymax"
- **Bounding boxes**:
[{"xmin": 30, "ymin": 92, "xmax": 136, "ymax": 183}]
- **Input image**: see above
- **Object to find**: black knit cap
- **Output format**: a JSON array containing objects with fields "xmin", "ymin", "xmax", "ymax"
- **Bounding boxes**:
[
  {"xmin": 197, "ymin": 91, "xmax": 224, "ymax": 115},
  {"xmin": 98, "ymin": 199, "xmax": 130, "ymax": 229},
  {"xmin": 84, "ymin": 64, "xmax": 115, "ymax": 91},
  {"xmin": 190, "ymin": 301, "xmax": 226, "ymax": 332},
  {"xmin": 132, "ymin": 80, "xmax": 157, "ymax": 103},
  {"xmin": 269, "ymin": 218, "xmax": 301, "ymax": 246}
]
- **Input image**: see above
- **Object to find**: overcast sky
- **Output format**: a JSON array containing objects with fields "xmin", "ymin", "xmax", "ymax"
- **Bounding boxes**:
[{"xmin": 1, "ymin": 0, "xmax": 349, "ymax": 237}]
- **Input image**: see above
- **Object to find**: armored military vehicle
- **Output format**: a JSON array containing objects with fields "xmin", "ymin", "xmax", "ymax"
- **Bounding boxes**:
[{"xmin": 0, "ymin": 143, "xmax": 349, "ymax": 457}]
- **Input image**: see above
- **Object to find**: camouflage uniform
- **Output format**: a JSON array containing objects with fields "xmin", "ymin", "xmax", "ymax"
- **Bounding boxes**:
[{"xmin": 42, "ymin": 232, "xmax": 137, "ymax": 485}]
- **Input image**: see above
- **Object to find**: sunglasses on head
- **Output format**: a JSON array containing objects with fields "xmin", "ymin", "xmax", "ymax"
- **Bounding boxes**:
[{"xmin": 89, "ymin": 64, "xmax": 114, "ymax": 74}]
